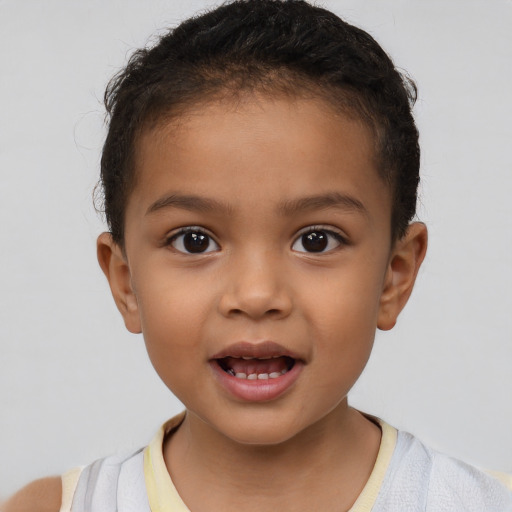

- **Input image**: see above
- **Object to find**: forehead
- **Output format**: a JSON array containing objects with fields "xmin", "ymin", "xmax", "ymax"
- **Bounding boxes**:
[{"xmin": 128, "ymin": 95, "xmax": 390, "ymax": 227}]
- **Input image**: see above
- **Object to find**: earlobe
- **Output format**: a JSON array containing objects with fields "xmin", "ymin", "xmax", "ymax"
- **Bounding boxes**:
[
  {"xmin": 97, "ymin": 232, "xmax": 142, "ymax": 334},
  {"xmin": 377, "ymin": 223, "xmax": 428, "ymax": 331}
]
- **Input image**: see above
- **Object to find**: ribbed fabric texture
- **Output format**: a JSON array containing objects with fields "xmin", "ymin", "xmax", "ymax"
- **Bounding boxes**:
[
  {"xmin": 61, "ymin": 414, "xmax": 512, "ymax": 511},
  {"xmin": 68, "ymin": 449, "xmax": 150, "ymax": 512},
  {"xmin": 372, "ymin": 431, "xmax": 512, "ymax": 511}
]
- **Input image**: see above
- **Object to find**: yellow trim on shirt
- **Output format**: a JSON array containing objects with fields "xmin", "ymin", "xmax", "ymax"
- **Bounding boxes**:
[
  {"xmin": 59, "ymin": 466, "xmax": 83, "ymax": 512},
  {"xmin": 143, "ymin": 412, "xmax": 398, "ymax": 512},
  {"xmin": 486, "ymin": 470, "xmax": 512, "ymax": 491},
  {"xmin": 349, "ymin": 418, "xmax": 397, "ymax": 512},
  {"xmin": 144, "ymin": 412, "xmax": 190, "ymax": 512}
]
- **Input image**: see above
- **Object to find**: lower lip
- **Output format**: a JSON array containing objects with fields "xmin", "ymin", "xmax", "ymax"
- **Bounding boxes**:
[{"xmin": 210, "ymin": 360, "xmax": 303, "ymax": 402}]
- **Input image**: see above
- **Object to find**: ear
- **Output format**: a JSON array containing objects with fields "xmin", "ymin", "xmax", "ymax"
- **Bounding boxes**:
[
  {"xmin": 377, "ymin": 222, "xmax": 428, "ymax": 331},
  {"xmin": 97, "ymin": 232, "xmax": 142, "ymax": 334}
]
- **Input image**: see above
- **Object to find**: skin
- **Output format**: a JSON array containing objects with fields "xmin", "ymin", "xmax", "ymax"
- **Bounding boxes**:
[
  {"xmin": 5, "ymin": 94, "xmax": 427, "ymax": 511},
  {"xmin": 99, "ymin": 94, "xmax": 427, "ymax": 511},
  {"xmin": 2, "ymin": 477, "xmax": 61, "ymax": 512}
]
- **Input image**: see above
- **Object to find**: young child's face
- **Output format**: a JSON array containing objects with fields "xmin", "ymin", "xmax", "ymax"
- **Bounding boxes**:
[{"xmin": 101, "ymin": 94, "xmax": 421, "ymax": 445}]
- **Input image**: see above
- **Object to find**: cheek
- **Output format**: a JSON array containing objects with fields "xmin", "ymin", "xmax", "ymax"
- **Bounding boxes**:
[
  {"xmin": 298, "ymin": 265, "xmax": 383, "ymax": 365},
  {"xmin": 134, "ymin": 270, "xmax": 215, "ymax": 365},
  {"xmin": 138, "ymin": 283, "xmax": 209, "ymax": 400},
  {"xmin": 299, "ymin": 262, "xmax": 385, "ymax": 327}
]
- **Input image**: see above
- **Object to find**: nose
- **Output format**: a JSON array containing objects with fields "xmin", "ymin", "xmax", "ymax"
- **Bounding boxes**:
[{"xmin": 218, "ymin": 250, "xmax": 293, "ymax": 321}]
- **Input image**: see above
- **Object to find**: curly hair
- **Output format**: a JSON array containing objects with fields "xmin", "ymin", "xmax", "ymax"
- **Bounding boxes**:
[{"xmin": 100, "ymin": 0, "xmax": 419, "ymax": 244}]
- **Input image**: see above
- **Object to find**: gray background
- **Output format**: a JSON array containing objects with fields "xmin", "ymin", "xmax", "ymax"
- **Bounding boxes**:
[{"xmin": 1, "ymin": 0, "xmax": 511, "ymax": 498}]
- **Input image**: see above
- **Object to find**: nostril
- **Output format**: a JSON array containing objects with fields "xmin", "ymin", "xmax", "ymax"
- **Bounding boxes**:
[{"xmin": 218, "ymin": 285, "xmax": 293, "ymax": 320}]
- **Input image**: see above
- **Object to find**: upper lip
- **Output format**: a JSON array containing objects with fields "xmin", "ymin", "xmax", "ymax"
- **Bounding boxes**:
[{"xmin": 211, "ymin": 341, "xmax": 300, "ymax": 360}]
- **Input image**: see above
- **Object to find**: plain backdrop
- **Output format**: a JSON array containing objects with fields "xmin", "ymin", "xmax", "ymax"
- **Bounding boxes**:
[{"xmin": 1, "ymin": 0, "xmax": 511, "ymax": 499}]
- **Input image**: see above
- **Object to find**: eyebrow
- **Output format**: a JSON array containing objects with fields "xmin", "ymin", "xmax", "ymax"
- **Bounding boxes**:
[
  {"xmin": 146, "ymin": 194, "xmax": 233, "ymax": 215},
  {"xmin": 277, "ymin": 192, "xmax": 368, "ymax": 217},
  {"xmin": 146, "ymin": 191, "xmax": 367, "ymax": 217}
]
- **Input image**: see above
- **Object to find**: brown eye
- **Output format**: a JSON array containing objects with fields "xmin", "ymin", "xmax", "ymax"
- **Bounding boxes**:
[
  {"xmin": 170, "ymin": 229, "xmax": 219, "ymax": 254},
  {"xmin": 302, "ymin": 231, "xmax": 328, "ymax": 252},
  {"xmin": 292, "ymin": 228, "xmax": 345, "ymax": 253}
]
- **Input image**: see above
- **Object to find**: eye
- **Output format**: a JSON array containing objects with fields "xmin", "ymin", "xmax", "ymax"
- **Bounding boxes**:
[
  {"xmin": 291, "ymin": 227, "xmax": 346, "ymax": 253},
  {"xmin": 168, "ymin": 227, "xmax": 220, "ymax": 254}
]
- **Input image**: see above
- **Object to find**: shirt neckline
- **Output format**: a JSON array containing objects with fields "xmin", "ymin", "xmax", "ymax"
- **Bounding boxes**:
[{"xmin": 143, "ymin": 411, "xmax": 397, "ymax": 512}]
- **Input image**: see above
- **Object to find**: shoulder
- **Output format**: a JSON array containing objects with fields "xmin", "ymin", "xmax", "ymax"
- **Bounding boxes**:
[
  {"xmin": 383, "ymin": 428, "xmax": 512, "ymax": 511},
  {"xmin": 2, "ymin": 477, "xmax": 62, "ymax": 512},
  {"xmin": 71, "ymin": 449, "xmax": 148, "ymax": 511},
  {"xmin": 427, "ymin": 450, "xmax": 512, "ymax": 510}
]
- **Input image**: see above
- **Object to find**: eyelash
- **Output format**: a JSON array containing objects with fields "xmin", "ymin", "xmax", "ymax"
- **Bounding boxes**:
[
  {"xmin": 291, "ymin": 226, "xmax": 348, "ymax": 254},
  {"xmin": 166, "ymin": 226, "xmax": 219, "ymax": 254},
  {"xmin": 165, "ymin": 225, "xmax": 348, "ymax": 254}
]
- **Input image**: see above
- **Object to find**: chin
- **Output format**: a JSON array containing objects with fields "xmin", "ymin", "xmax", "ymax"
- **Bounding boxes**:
[
  {"xmin": 208, "ymin": 410, "xmax": 311, "ymax": 447},
  {"xmin": 225, "ymin": 426, "xmax": 300, "ymax": 447}
]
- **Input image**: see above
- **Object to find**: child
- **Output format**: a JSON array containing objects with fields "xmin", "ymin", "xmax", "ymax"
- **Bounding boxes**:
[{"xmin": 4, "ymin": 1, "xmax": 511, "ymax": 510}]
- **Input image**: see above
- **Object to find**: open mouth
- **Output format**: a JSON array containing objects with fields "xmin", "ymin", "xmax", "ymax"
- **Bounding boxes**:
[{"xmin": 216, "ymin": 356, "xmax": 295, "ymax": 380}]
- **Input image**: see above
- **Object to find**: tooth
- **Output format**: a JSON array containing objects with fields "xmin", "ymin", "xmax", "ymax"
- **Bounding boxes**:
[
  {"xmin": 226, "ymin": 368, "xmax": 235, "ymax": 376},
  {"xmin": 281, "ymin": 369, "xmax": 287, "ymax": 375},
  {"xmin": 257, "ymin": 373, "xmax": 269, "ymax": 380},
  {"xmin": 242, "ymin": 356, "xmax": 253, "ymax": 360},
  {"xmin": 269, "ymin": 372, "xmax": 281, "ymax": 379},
  {"xmin": 247, "ymin": 373, "xmax": 257, "ymax": 380},
  {"xmin": 235, "ymin": 372, "xmax": 247, "ymax": 379}
]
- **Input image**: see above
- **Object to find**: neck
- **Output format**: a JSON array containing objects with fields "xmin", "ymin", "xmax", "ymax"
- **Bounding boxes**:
[{"xmin": 164, "ymin": 403, "xmax": 381, "ymax": 512}]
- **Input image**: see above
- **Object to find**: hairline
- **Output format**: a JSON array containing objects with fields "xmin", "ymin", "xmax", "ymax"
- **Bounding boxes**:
[{"xmin": 116, "ymin": 79, "xmax": 396, "ymax": 248}]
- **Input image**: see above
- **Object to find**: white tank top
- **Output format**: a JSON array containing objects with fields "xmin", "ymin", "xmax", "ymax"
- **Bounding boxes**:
[{"xmin": 61, "ymin": 413, "xmax": 512, "ymax": 512}]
